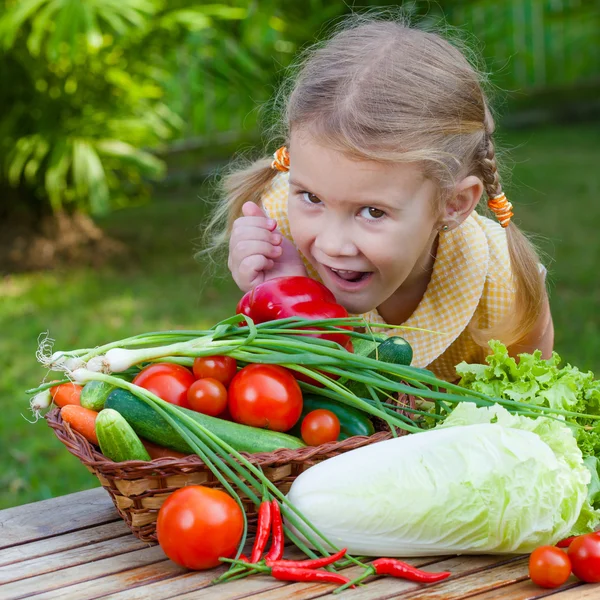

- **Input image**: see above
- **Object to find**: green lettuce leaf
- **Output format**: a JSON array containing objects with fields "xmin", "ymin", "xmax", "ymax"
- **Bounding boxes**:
[
  {"xmin": 439, "ymin": 403, "xmax": 600, "ymax": 536},
  {"xmin": 288, "ymin": 403, "xmax": 596, "ymax": 555},
  {"xmin": 456, "ymin": 341, "xmax": 600, "ymax": 479}
]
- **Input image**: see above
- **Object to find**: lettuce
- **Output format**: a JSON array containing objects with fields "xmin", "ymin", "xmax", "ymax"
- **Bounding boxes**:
[
  {"xmin": 439, "ymin": 403, "xmax": 600, "ymax": 535},
  {"xmin": 288, "ymin": 404, "xmax": 596, "ymax": 555},
  {"xmin": 456, "ymin": 341, "xmax": 600, "ymax": 460}
]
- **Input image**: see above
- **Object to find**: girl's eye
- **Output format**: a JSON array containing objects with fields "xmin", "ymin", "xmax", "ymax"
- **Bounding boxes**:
[
  {"xmin": 302, "ymin": 192, "xmax": 322, "ymax": 205},
  {"xmin": 360, "ymin": 206, "xmax": 386, "ymax": 220}
]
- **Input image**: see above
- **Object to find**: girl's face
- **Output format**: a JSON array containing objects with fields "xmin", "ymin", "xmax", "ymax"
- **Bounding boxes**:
[{"xmin": 287, "ymin": 131, "xmax": 442, "ymax": 316}]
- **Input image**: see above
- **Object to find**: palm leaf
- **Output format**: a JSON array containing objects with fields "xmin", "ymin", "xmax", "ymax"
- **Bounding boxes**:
[
  {"xmin": 96, "ymin": 139, "xmax": 165, "ymax": 178},
  {"xmin": 72, "ymin": 139, "xmax": 110, "ymax": 215},
  {"xmin": 45, "ymin": 139, "xmax": 72, "ymax": 213}
]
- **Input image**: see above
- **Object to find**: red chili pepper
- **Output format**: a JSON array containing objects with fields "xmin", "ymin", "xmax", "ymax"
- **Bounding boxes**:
[
  {"xmin": 238, "ymin": 554, "xmax": 249, "ymax": 562},
  {"xmin": 264, "ymin": 499, "xmax": 284, "ymax": 561},
  {"xmin": 556, "ymin": 536, "xmax": 577, "ymax": 548},
  {"xmin": 371, "ymin": 558, "xmax": 451, "ymax": 583},
  {"xmin": 270, "ymin": 564, "xmax": 353, "ymax": 587},
  {"xmin": 250, "ymin": 500, "xmax": 272, "ymax": 563},
  {"xmin": 266, "ymin": 546, "xmax": 347, "ymax": 569},
  {"xmin": 236, "ymin": 276, "xmax": 351, "ymax": 347}
]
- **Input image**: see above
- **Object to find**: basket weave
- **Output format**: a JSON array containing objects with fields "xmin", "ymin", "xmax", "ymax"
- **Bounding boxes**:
[{"xmin": 46, "ymin": 407, "xmax": 395, "ymax": 543}]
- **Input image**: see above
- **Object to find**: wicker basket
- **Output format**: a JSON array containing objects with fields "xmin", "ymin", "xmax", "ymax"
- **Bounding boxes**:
[{"xmin": 46, "ymin": 407, "xmax": 395, "ymax": 543}]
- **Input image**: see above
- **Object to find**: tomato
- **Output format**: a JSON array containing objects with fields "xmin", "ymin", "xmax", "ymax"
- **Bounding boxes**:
[
  {"xmin": 301, "ymin": 409, "xmax": 341, "ymax": 446},
  {"xmin": 157, "ymin": 486, "xmax": 244, "ymax": 570},
  {"xmin": 228, "ymin": 364, "xmax": 303, "ymax": 431},
  {"xmin": 193, "ymin": 356, "xmax": 237, "ymax": 386},
  {"xmin": 529, "ymin": 545, "xmax": 572, "ymax": 588},
  {"xmin": 133, "ymin": 363, "xmax": 195, "ymax": 408},
  {"xmin": 50, "ymin": 383, "xmax": 82, "ymax": 407},
  {"xmin": 187, "ymin": 378, "xmax": 228, "ymax": 416},
  {"xmin": 568, "ymin": 533, "xmax": 600, "ymax": 582}
]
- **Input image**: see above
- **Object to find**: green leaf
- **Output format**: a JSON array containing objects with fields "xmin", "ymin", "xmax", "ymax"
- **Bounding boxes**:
[
  {"xmin": 96, "ymin": 139, "xmax": 165, "ymax": 177},
  {"xmin": 0, "ymin": 0, "xmax": 48, "ymax": 49},
  {"xmin": 72, "ymin": 139, "xmax": 110, "ymax": 215},
  {"xmin": 45, "ymin": 139, "xmax": 72, "ymax": 213},
  {"xmin": 7, "ymin": 136, "xmax": 38, "ymax": 186}
]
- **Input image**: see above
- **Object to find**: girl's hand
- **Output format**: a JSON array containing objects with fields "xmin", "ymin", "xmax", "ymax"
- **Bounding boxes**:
[{"xmin": 228, "ymin": 202, "xmax": 307, "ymax": 292}]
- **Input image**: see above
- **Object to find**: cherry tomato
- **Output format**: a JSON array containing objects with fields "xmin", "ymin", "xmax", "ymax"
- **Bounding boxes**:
[
  {"xmin": 157, "ymin": 486, "xmax": 244, "ymax": 570},
  {"xmin": 193, "ymin": 356, "xmax": 237, "ymax": 386},
  {"xmin": 301, "ymin": 409, "xmax": 341, "ymax": 446},
  {"xmin": 133, "ymin": 363, "xmax": 195, "ymax": 408},
  {"xmin": 187, "ymin": 378, "xmax": 228, "ymax": 416},
  {"xmin": 568, "ymin": 533, "xmax": 600, "ymax": 582},
  {"xmin": 228, "ymin": 364, "xmax": 303, "ymax": 432},
  {"xmin": 50, "ymin": 383, "xmax": 82, "ymax": 407},
  {"xmin": 528, "ymin": 546, "xmax": 572, "ymax": 588}
]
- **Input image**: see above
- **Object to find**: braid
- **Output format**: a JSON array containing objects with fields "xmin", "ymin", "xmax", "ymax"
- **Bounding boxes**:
[
  {"xmin": 478, "ymin": 107, "xmax": 502, "ymax": 199},
  {"xmin": 480, "ymin": 134, "xmax": 503, "ymax": 199}
]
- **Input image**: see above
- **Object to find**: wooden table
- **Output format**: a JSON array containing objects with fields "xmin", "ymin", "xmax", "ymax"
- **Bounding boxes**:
[{"xmin": 1, "ymin": 488, "xmax": 599, "ymax": 599}]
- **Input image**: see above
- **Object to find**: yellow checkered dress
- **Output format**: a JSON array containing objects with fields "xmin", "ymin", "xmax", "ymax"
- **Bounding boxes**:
[{"xmin": 261, "ymin": 172, "xmax": 516, "ymax": 381}]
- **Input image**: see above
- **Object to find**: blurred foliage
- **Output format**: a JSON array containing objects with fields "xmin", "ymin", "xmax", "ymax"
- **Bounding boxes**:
[
  {"xmin": 0, "ymin": 0, "xmax": 254, "ymax": 218},
  {"xmin": 0, "ymin": 0, "xmax": 598, "ymax": 221}
]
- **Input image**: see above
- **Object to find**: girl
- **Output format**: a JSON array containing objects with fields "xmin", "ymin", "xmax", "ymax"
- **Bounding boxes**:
[{"xmin": 206, "ymin": 17, "xmax": 554, "ymax": 381}]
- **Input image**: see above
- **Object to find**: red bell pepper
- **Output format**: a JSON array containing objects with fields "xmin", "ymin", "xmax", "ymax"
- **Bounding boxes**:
[{"xmin": 236, "ymin": 276, "xmax": 351, "ymax": 347}]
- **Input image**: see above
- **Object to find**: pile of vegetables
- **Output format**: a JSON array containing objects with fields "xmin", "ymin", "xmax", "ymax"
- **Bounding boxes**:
[{"xmin": 26, "ymin": 276, "xmax": 600, "ymax": 591}]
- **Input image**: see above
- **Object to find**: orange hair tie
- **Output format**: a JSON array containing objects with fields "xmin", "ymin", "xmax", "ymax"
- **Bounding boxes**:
[
  {"xmin": 271, "ymin": 146, "xmax": 290, "ymax": 172},
  {"xmin": 487, "ymin": 192, "xmax": 513, "ymax": 228}
]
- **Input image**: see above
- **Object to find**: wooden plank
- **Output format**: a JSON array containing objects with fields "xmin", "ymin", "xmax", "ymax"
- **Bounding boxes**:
[
  {"xmin": 170, "ymin": 555, "xmax": 495, "ymax": 600},
  {"xmin": 96, "ymin": 540, "xmax": 281, "ymax": 599},
  {"xmin": 90, "ymin": 567, "xmax": 226, "ymax": 600},
  {"xmin": 0, "ymin": 488, "xmax": 118, "ymax": 549},
  {"xmin": 0, "ymin": 533, "xmax": 150, "ymax": 585},
  {"xmin": 549, "ymin": 583, "xmax": 600, "ymax": 598},
  {"xmin": 0, "ymin": 545, "xmax": 166, "ymax": 600},
  {"xmin": 157, "ymin": 557, "xmax": 420, "ymax": 600},
  {"xmin": 302, "ymin": 555, "xmax": 512, "ymax": 600},
  {"xmin": 0, "ymin": 520, "xmax": 131, "ymax": 567},
  {"xmin": 465, "ymin": 577, "xmax": 582, "ymax": 599},
  {"xmin": 31, "ymin": 559, "xmax": 185, "ymax": 600},
  {"xmin": 355, "ymin": 556, "xmax": 529, "ymax": 600}
]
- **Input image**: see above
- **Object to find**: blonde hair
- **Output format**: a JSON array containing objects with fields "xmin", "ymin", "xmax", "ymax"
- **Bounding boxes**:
[{"xmin": 205, "ymin": 15, "xmax": 545, "ymax": 348}]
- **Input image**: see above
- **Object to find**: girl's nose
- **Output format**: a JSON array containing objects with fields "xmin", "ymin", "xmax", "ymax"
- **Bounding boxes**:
[{"xmin": 313, "ymin": 226, "xmax": 358, "ymax": 258}]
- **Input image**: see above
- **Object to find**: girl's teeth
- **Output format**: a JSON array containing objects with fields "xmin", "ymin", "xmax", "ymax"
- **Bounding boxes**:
[{"xmin": 330, "ymin": 267, "xmax": 364, "ymax": 282}]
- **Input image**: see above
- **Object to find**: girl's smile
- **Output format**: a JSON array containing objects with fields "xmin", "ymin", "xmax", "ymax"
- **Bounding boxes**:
[{"xmin": 287, "ymin": 130, "xmax": 441, "ymax": 320}]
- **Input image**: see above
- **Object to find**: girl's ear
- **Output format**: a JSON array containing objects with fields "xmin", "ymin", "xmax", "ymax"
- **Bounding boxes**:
[{"xmin": 442, "ymin": 176, "xmax": 484, "ymax": 230}]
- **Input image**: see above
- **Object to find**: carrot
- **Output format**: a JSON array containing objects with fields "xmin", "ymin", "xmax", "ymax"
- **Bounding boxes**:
[
  {"xmin": 61, "ymin": 405, "xmax": 99, "ymax": 445},
  {"xmin": 142, "ymin": 439, "xmax": 189, "ymax": 460},
  {"xmin": 51, "ymin": 383, "xmax": 82, "ymax": 408}
]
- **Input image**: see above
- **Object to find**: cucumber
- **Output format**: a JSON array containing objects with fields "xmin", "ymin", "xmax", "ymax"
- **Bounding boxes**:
[
  {"xmin": 105, "ymin": 388, "xmax": 306, "ymax": 454},
  {"xmin": 290, "ymin": 394, "xmax": 375, "ymax": 440},
  {"xmin": 81, "ymin": 380, "xmax": 115, "ymax": 411},
  {"xmin": 375, "ymin": 336, "xmax": 413, "ymax": 366},
  {"xmin": 95, "ymin": 408, "xmax": 151, "ymax": 462}
]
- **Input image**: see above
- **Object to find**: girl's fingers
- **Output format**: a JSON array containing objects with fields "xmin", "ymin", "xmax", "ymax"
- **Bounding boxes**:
[
  {"xmin": 242, "ymin": 201, "xmax": 272, "ymax": 220},
  {"xmin": 230, "ymin": 224, "xmax": 281, "ymax": 246},
  {"xmin": 232, "ymin": 217, "xmax": 278, "ymax": 236},
  {"xmin": 238, "ymin": 255, "xmax": 275, "ymax": 288},
  {"xmin": 230, "ymin": 240, "xmax": 282, "ymax": 264}
]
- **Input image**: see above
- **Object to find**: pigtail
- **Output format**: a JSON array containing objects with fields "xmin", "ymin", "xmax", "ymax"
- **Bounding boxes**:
[
  {"xmin": 201, "ymin": 157, "xmax": 277, "ymax": 258},
  {"xmin": 476, "ymin": 126, "xmax": 546, "ymax": 347}
]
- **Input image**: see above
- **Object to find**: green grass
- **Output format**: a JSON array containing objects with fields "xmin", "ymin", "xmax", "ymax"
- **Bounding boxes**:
[{"xmin": 1, "ymin": 122, "xmax": 599, "ymax": 510}]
